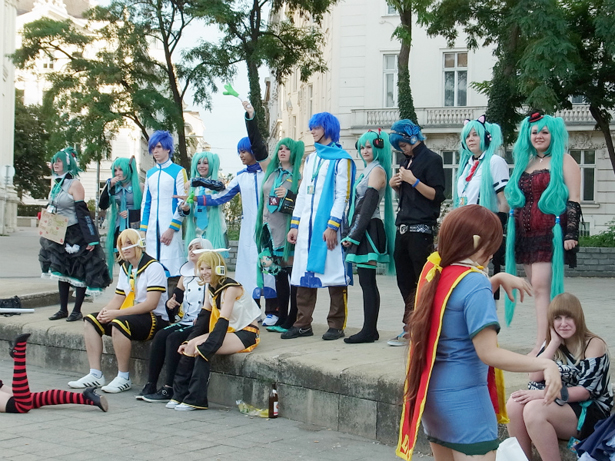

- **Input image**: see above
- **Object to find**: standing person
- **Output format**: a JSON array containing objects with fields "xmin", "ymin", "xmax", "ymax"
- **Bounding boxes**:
[
  {"xmin": 168, "ymin": 251, "xmax": 261, "ymax": 411},
  {"xmin": 40, "ymin": 147, "xmax": 111, "ymax": 322},
  {"xmin": 255, "ymin": 137, "xmax": 304, "ymax": 332},
  {"xmin": 507, "ymin": 292, "xmax": 612, "ymax": 461},
  {"xmin": 387, "ymin": 120, "xmax": 445, "ymax": 346},
  {"xmin": 99, "ymin": 156, "xmax": 142, "ymax": 278},
  {"xmin": 341, "ymin": 130, "xmax": 395, "ymax": 344},
  {"xmin": 68, "ymin": 229, "xmax": 169, "ymax": 393},
  {"xmin": 1, "ymin": 334, "xmax": 108, "ymax": 413},
  {"xmin": 182, "ymin": 152, "xmax": 227, "ymax": 251},
  {"xmin": 140, "ymin": 130, "xmax": 189, "ymax": 288},
  {"xmin": 192, "ymin": 101, "xmax": 274, "ymax": 317},
  {"xmin": 137, "ymin": 238, "xmax": 213, "ymax": 403},
  {"xmin": 504, "ymin": 111, "xmax": 581, "ymax": 355},
  {"xmin": 282, "ymin": 112, "xmax": 356, "ymax": 341},
  {"xmin": 454, "ymin": 116, "xmax": 509, "ymax": 296},
  {"xmin": 397, "ymin": 205, "xmax": 562, "ymax": 461}
]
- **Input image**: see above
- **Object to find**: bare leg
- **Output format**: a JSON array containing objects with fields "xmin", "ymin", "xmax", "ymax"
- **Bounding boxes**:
[
  {"xmin": 523, "ymin": 399, "xmax": 578, "ymax": 461},
  {"xmin": 192, "ymin": 332, "xmax": 248, "ymax": 355},
  {"xmin": 506, "ymin": 396, "xmax": 533, "ymax": 459},
  {"xmin": 111, "ymin": 327, "xmax": 132, "ymax": 373},
  {"xmin": 453, "ymin": 451, "xmax": 495, "ymax": 461},
  {"xmin": 84, "ymin": 322, "xmax": 103, "ymax": 370},
  {"xmin": 430, "ymin": 442, "xmax": 455, "ymax": 461},
  {"xmin": 527, "ymin": 262, "xmax": 552, "ymax": 355}
]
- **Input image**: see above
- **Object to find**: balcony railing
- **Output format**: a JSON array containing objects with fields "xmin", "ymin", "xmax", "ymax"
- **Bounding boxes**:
[{"xmin": 351, "ymin": 105, "xmax": 599, "ymax": 130}]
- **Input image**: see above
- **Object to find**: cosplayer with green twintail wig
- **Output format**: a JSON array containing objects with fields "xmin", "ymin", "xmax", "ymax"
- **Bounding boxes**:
[
  {"xmin": 254, "ymin": 137, "xmax": 304, "ymax": 332},
  {"xmin": 183, "ymin": 151, "xmax": 227, "ymax": 252},
  {"xmin": 504, "ymin": 111, "xmax": 581, "ymax": 356},
  {"xmin": 50, "ymin": 147, "xmax": 81, "ymax": 177},
  {"xmin": 99, "ymin": 156, "xmax": 142, "ymax": 278}
]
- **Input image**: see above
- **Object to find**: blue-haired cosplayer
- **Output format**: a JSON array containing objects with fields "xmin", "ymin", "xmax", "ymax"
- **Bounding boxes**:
[
  {"xmin": 341, "ymin": 129, "xmax": 396, "ymax": 344},
  {"xmin": 504, "ymin": 111, "xmax": 581, "ymax": 353},
  {"xmin": 281, "ymin": 112, "xmax": 356, "ymax": 341},
  {"xmin": 194, "ymin": 108, "xmax": 270, "ymax": 306},
  {"xmin": 140, "ymin": 131, "xmax": 189, "ymax": 278},
  {"xmin": 40, "ymin": 147, "xmax": 111, "ymax": 322},
  {"xmin": 182, "ymin": 152, "xmax": 227, "ymax": 252},
  {"xmin": 99, "ymin": 156, "xmax": 142, "ymax": 278}
]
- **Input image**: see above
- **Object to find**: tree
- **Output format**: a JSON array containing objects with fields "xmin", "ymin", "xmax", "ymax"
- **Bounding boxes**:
[
  {"xmin": 13, "ymin": 97, "xmax": 51, "ymax": 200},
  {"xmin": 187, "ymin": 0, "xmax": 337, "ymax": 137},
  {"xmin": 418, "ymin": 0, "xmax": 615, "ymax": 173},
  {"xmin": 13, "ymin": 1, "xmax": 237, "ymax": 169}
]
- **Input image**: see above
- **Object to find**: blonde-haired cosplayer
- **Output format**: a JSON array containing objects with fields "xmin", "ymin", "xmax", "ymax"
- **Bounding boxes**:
[
  {"xmin": 168, "ymin": 250, "xmax": 262, "ymax": 411},
  {"xmin": 117, "ymin": 229, "xmax": 145, "ymax": 260}
]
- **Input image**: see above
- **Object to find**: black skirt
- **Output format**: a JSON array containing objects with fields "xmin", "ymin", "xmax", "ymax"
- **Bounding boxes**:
[{"xmin": 345, "ymin": 218, "xmax": 389, "ymax": 264}]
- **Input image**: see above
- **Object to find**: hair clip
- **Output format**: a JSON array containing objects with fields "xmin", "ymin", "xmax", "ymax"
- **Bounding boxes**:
[{"xmin": 473, "ymin": 234, "xmax": 481, "ymax": 249}]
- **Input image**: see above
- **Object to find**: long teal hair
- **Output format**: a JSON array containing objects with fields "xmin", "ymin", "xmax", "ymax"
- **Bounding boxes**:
[
  {"xmin": 503, "ymin": 114, "xmax": 569, "ymax": 324},
  {"xmin": 105, "ymin": 156, "xmax": 141, "ymax": 277},
  {"xmin": 255, "ymin": 137, "xmax": 304, "ymax": 262},
  {"xmin": 355, "ymin": 130, "xmax": 396, "ymax": 275},
  {"xmin": 454, "ymin": 118, "xmax": 503, "ymax": 213},
  {"xmin": 185, "ymin": 152, "xmax": 226, "ymax": 251},
  {"xmin": 51, "ymin": 147, "xmax": 81, "ymax": 177}
]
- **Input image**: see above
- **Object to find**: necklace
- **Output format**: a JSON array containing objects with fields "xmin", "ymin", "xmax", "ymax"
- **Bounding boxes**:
[{"xmin": 536, "ymin": 154, "xmax": 549, "ymax": 163}]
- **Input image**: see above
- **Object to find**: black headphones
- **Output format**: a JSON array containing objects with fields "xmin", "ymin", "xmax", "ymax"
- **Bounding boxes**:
[{"xmin": 356, "ymin": 129, "xmax": 384, "ymax": 151}]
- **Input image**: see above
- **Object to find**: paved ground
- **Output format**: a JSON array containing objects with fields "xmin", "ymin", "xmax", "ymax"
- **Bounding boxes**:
[{"xmin": 0, "ymin": 359, "xmax": 431, "ymax": 461}]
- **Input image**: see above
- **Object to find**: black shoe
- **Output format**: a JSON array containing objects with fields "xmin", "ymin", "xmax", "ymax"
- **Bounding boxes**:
[
  {"xmin": 344, "ymin": 331, "xmax": 377, "ymax": 344},
  {"xmin": 281, "ymin": 326, "xmax": 314, "ymax": 339},
  {"xmin": 66, "ymin": 312, "xmax": 83, "ymax": 322},
  {"xmin": 135, "ymin": 382, "xmax": 157, "ymax": 400},
  {"xmin": 142, "ymin": 387, "xmax": 173, "ymax": 403},
  {"xmin": 49, "ymin": 310, "xmax": 68, "ymax": 321},
  {"xmin": 84, "ymin": 388, "xmax": 108, "ymax": 412},
  {"xmin": 9, "ymin": 333, "xmax": 31, "ymax": 358},
  {"xmin": 322, "ymin": 328, "xmax": 345, "ymax": 341}
]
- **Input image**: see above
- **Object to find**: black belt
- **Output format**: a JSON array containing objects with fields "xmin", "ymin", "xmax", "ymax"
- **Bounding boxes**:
[{"xmin": 397, "ymin": 224, "xmax": 433, "ymax": 235}]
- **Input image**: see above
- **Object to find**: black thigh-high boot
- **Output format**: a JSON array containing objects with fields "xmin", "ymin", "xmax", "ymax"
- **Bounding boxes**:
[
  {"xmin": 170, "ymin": 354, "xmax": 195, "ymax": 405},
  {"xmin": 345, "ymin": 267, "xmax": 380, "ymax": 344},
  {"xmin": 180, "ymin": 356, "xmax": 211, "ymax": 409}
]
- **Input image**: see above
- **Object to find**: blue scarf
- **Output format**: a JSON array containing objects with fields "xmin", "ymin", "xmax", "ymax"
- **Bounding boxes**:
[
  {"xmin": 245, "ymin": 163, "xmax": 262, "ymax": 173},
  {"xmin": 306, "ymin": 143, "xmax": 355, "ymax": 274}
]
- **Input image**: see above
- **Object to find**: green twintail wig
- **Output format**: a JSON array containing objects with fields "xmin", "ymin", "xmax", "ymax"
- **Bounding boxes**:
[{"xmin": 51, "ymin": 147, "xmax": 81, "ymax": 177}]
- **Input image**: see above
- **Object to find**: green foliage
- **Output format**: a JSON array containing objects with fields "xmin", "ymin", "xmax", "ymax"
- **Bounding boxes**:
[
  {"xmin": 13, "ymin": 97, "xmax": 51, "ymax": 200},
  {"xmin": 17, "ymin": 204, "xmax": 43, "ymax": 217},
  {"xmin": 579, "ymin": 220, "xmax": 615, "ymax": 247},
  {"xmin": 220, "ymin": 174, "xmax": 242, "ymax": 236}
]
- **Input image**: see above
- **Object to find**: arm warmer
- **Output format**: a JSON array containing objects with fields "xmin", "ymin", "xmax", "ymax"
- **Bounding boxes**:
[
  {"xmin": 565, "ymin": 201, "xmax": 581, "ymax": 241},
  {"xmin": 99, "ymin": 182, "xmax": 113, "ymax": 210},
  {"xmin": 195, "ymin": 317, "xmax": 229, "ymax": 361},
  {"xmin": 75, "ymin": 200, "xmax": 100, "ymax": 245},
  {"xmin": 188, "ymin": 308, "xmax": 212, "ymax": 339},
  {"xmin": 166, "ymin": 287, "xmax": 185, "ymax": 320},
  {"xmin": 346, "ymin": 187, "xmax": 380, "ymax": 244}
]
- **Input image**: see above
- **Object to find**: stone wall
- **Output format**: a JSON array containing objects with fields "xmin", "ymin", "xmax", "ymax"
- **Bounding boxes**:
[{"xmin": 567, "ymin": 247, "xmax": 615, "ymax": 277}]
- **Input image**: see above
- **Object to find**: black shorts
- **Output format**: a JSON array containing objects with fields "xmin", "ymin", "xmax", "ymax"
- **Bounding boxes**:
[
  {"xmin": 570, "ymin": 401, "xmax": 611, "ymax": 439},
  {"xmin": 234, "ymin": 325, "xmax": 259, "ymax": 352},
  {"xmin": 85, "ymin": 312, "xmax": 168, "ymax": 341}
]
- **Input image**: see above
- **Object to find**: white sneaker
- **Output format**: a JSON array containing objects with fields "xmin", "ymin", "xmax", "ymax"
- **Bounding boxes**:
[
  {"xmin": 262, "ymin": 314, "xmax": 279, "ymax": 327},
  {"xmin": 175, "ymin": 403, "xmax": 197, "ymax": 411},
  {"xmin": 166, "ymin": 400, "xmax": 180, "ymax": 409},
  {"xmin": 387, "ymin": 331, "xmax": 409, "ymax": 347},
  {"xmin": 68, "ymin": 373, "xmax": 106, "ymax": 389},
  {"xmin": 101, "ymin": 376, "xmax": 132, "ymax": 393}
]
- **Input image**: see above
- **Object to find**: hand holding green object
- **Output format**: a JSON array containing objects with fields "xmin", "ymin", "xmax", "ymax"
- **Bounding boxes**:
[
  {"xmin": 186, "ymin": 190, "xmax": 196, "ymax": 204},
  {"xmin": 223, "ymin": 83, "xmax": 243, "ymax": 100}
]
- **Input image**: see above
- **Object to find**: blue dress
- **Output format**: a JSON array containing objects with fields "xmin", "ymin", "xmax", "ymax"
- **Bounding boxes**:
[{"xmin": 421, "ymin": 272, "xmax": 501, "ymax": 455}]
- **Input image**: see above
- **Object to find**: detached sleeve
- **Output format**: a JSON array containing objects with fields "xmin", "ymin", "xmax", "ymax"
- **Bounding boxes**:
[
  {"xmin": 197, "ymin": 176, "xmax": 240, "ymax": 207},
  {"xmin": 245, "ymin": 115, "xmax": 268, "ymax": 162},
  {"xmin": 99, "ymin": 181, "xmax": 113, "ymax": 210},
  {"xmin": 75, "ymin": 200, "xmax": 100, "ymax": 245}
]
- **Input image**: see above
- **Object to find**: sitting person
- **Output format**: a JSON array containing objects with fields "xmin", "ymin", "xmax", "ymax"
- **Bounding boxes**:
[
  {"xmin": 507, "ymin": 292, "xmax": 612, "ymax": 460},
  {"xmin": 168, "ymin": 250, "xmax": 261, "ymax": 411},
  {"xmin": 137, "ymin": 238, "xmax": 213, "ymax": 402},
  {"xmin": 68, "ymin": 228, "xmax": 169, "ymax": 393},
  {"xmin": 2, "ymin": 334, "xmax": 107, "ymax": 413}
]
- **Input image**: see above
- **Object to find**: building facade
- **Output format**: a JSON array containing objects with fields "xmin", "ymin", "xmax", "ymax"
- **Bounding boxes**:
[{"xmin": 268, "ymin": 0, "xmax": 615, "ymax": 234}]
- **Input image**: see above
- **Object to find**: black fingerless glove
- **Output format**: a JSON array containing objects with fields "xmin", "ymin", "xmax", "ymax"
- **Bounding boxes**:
[
  {"xmin": 565, "ymin": 201, "xmax": 581, "ymax": 241},
  {"xmin": 195, "ymin": 317, "xmax": 229, "ymax": 361}
]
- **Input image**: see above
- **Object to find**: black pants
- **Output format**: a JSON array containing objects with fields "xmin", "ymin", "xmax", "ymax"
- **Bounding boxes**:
[
  {"xmin": 393, "ymin": 231, "xmax": 433, "ymax": 326},
  {"xmin": 147, "ymin": 323, "xmax": 194, "ymax": 387}
]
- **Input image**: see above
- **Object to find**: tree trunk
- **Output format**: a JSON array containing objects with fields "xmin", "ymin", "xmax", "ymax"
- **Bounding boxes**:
[
  {"xmin": 246, "ymin": 58, "xmax": 268, "ymax": 139},
  {"xmin": 589, "ymin": 105, "xmax": 615, "ymax": 174},
  {"xmin": 397, "ymin": 7, "xmax": 418, "ymax": 122}
]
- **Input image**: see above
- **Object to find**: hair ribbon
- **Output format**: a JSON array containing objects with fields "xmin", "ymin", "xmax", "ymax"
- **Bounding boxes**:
[{"xmin": 425, "ymin": 252, "xmax": 443, "ymax": 282}]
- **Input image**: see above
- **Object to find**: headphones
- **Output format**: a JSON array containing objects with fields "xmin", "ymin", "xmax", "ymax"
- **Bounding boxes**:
[
  {"xmin": 194, "ymin": 248, "xmax": 228, "ymax": 276},
  {"xmin": 356, "ymin": 129, "xmax": 385, "ymax": 151},
  {"xmin": 119, "ymin": 229, "xmax": 145, "ymax": 251}
]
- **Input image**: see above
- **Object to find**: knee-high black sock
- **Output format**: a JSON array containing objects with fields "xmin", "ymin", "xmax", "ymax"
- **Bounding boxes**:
[
  {"xmin": 345, "ymin": 267, "xmax": 379, "ymax": 343},
  {"xmin": 58, "ymin": 281, "xmax": 70, "ymax": 314},
  {"xmin": 72, "ymin": 286, "xmax": 87, "ymax": 314},
  {"xmin": 275, "ymin": 269, "xmax": 291, "ymax": 325}
]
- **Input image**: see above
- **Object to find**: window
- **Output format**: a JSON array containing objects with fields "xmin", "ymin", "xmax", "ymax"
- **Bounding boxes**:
[
  {"xmin": 41, "ymin": 58, "xmax": 55, "ymax": 70},
  {"xmin": 292, "ymin": 115, "xmax": 297, "ymax": 140},
  {"xmin": 292, "ymin": 70, "xmax": 298, "ymax": 92},
  {"xmin": 570, "ymin": 149, "xmax": 595, "ymax": 202},
  {"xmin": 386, "ymin": 4, "xmax": 397, "ymax": 14},
  {"xmin": 307, "ymin": 84, "xmax": 313, "ymax": 117},
  {"xmin": 383, "ymin": 54, "xmax": 398, "ymax": 108},
  {"xmin": 441, "ymin": 150, "xmax": 460, "ymax": 200},
  {"xmin": 570, "ymin": 95, "xmax": 585, "ymax": 104},
  {"xmin": 443, "ymin": 52, "xmax": 467, "ymax": 107}
]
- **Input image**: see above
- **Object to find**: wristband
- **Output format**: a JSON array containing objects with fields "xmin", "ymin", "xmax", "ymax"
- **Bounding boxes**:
[
  {"xmin": 555, "ymin": 386, "xmax": 569, "ymax": 406},
  {"xmin": 412, "ymin": 178, "xmax": 420, "ymax": 188}
]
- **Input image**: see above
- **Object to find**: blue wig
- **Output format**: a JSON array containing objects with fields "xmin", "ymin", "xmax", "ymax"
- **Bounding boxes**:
[
  {"xmin": 503, "ymin": 113, "xmax": 569, "ymax": 324},
  {"xmin": 237, "ymin": 137, "xmax": 253, "ymax": 155},
  {"xmin": 389, "ymin": 119, "xmax": 425, "ymax": 151},
  {"xmin": 51, "ymin": 147, "xmax": 81, "ymax": 177},
  {"xmin": 308, "ymin": 112, "xmax": 341, "ymax": 143},
  {"xmin": 148, "ymin": 131, "xmax": 174, "ymax": 157}
]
